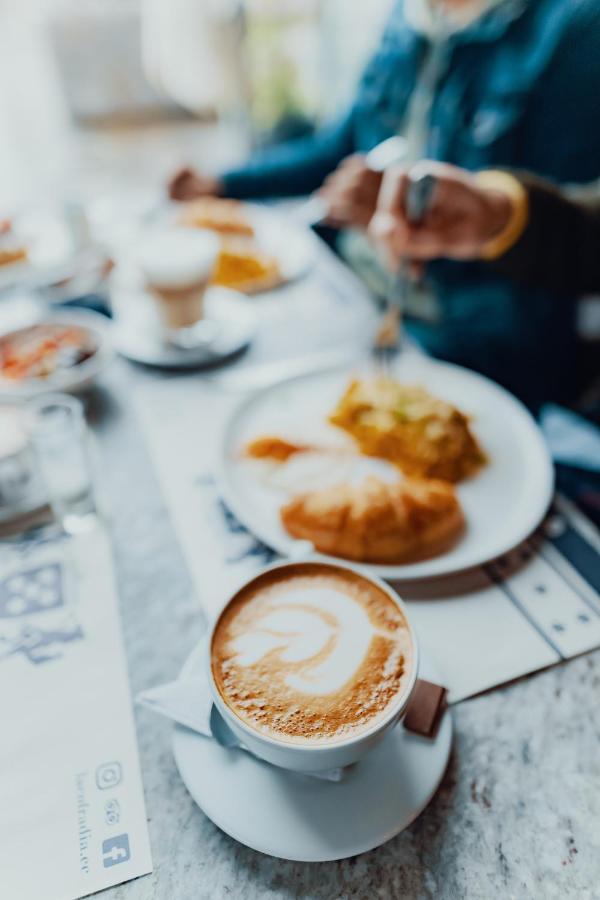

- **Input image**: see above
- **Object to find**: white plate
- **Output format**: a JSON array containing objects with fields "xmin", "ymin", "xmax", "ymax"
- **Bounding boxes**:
[
  {"xmin": 164, "ymin": 202, "xmax": 316, "ymax": 293},
  {"xmin": 173, "ymin": 642, "xmax": 452, "ymax": 861},
  {"xmin": 244, "ymin": 204, "xmax": 315, "ymax": 289},
  {"xmin": 0, "ymin": 209, "xmax": 85, "ymax": 293},
  {"xmin": 218, "ymin": 355, "xmax": 554, "ymax": 581},
  {"xmin": 0, "ymin": 309, "xmax": 114, "ymax": 398}
]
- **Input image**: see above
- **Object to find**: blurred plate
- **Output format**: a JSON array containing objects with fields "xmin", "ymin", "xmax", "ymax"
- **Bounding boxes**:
[
  {"xmin": 218, "ymin": 356, "xmax": 554, "ymax": 581},
  {"xmin": 242, "ymin": 204, "xmax": 316, "ymax": 291},
  {"xmin": 0, "ymin": 308, "xmax": 114, "ymax": 398},
  {"xmin": 164, "ymin": 202, "xmax": 316, "ymax": 294},
  {"xmin": 0, "ymin": 208, "xmax": 92, "ymax": 293}
]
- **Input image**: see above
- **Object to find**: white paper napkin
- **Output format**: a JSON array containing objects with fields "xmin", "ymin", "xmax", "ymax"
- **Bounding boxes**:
[
  {"xmin": 0, "ymin": 525, "xmax": 153, "ymax": 900},
  {"xmin": 136, "ymin": 675, "xmax": 347, "ymax": 781}
]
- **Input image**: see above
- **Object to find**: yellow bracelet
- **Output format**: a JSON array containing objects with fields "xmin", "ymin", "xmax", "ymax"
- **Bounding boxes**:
[{"xmin": 475, "ymin": 170, "xmax": 529, "ymax": 260}]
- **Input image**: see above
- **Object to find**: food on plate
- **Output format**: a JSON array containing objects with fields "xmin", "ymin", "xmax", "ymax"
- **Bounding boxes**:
[
  {"xmin": 244, "ymin": 436, "xmax": 313, "ymax": 462},
  {"xmin": 0, "ymin": 323, "xmax": 97, "ymax": 383},
  {"xmin": 177, "ymin": 199, "xmax": 283, "ymax": 292},
  {"xmin": 329, "ymin": 378, "xmax": 485, "ymax": 482},
  {"xmin": 281, "ymin": 475, "xmax": 464, "ymax": 563},
  {"xmin": 178, "ymin": 198, "xmax": 254, "ymax": 237},
  {"xmin": 211, "ymin": 238, "xmax": 281, "ymax": 292},
  {"xmin": 0, "ymin": 219, "xmax": 27, "ymax": 267}
]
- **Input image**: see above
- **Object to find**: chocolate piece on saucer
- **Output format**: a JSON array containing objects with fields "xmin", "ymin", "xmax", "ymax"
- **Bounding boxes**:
[{"xmin": 404, "ymin": 679, "xmax": 447, "ymax": 739}]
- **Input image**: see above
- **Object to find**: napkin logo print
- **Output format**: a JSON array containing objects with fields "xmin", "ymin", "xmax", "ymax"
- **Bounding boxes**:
[
  {"xmin": 96, "ymin": 761, "xmax": 122, "ymax": 790},
  {"xmin": 104, "ymin": 798, "xmax": 121, "ymax": 826},
  {"xmin": 0, "ymin": 564, "xmax": 84, "ymax": 666},
  {"xmin": 102, "ymin": 834, "xmax": 130, "ymax": 868},
  {"xmin": 0, "ymin": 564, "xmax": 64, "ymax": 619}
]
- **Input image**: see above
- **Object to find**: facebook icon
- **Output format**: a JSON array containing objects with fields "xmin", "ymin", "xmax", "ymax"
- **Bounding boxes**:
[{"xmin": 102, "ymin": 834, "xmax": 130, "ymax": 868}]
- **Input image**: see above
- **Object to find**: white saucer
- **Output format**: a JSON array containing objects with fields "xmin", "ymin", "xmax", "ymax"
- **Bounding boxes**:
[
  {"xmin": 112, "ymin": 285, "xmax": 256, "ymax": 369},
  {"xmin": 173, "ymin": 644, "xmax": 452, "ymax": 861}
]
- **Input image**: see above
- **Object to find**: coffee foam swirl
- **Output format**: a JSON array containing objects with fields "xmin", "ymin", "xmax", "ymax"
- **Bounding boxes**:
[
  {"xmin": 211, "ymin": 565, "xmax": 413, "ymax": 744},
  {"xmin": 230, "ymin": 587, "xmax": 385, "ymax": 695}
]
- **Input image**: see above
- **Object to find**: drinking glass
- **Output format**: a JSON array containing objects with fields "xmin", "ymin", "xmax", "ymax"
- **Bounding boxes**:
[{"xmin": 28, "ymin": 394, "xmax": 98, "ymax": 533}]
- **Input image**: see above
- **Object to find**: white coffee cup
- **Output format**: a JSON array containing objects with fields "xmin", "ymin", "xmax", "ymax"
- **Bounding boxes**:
[
  {"xmin": 207, "ymin": 559, "xmax": 419, "ymax": 773},
  {"xmin": 134, "ymin": 228, "xmax": 220, "ymax": 338}
]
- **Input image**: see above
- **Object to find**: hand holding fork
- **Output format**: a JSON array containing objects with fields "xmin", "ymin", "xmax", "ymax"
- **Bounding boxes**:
[{"xmin": 372, "ymin": 170, "xmax": 437, "ymax": 372}]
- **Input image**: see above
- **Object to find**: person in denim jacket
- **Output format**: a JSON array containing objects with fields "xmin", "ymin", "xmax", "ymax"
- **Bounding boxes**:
[{"xmin": 170, "ymin": 0, "xmax": 600, "ymax": 409}]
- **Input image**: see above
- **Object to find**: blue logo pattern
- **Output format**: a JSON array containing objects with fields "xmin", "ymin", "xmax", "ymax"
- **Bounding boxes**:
[
  {"xmin": 102, "ymin": 834, "xmax": 130, "ymax": 868},
  {"xmin": 0, "ymin": 562, "xmax": 84, "ymax": 665}
]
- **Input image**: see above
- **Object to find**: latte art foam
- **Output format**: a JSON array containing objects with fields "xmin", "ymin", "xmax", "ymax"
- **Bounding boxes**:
[{"xmin": 211, "ymin": 564, "xmax": 413, "ymax": 744}]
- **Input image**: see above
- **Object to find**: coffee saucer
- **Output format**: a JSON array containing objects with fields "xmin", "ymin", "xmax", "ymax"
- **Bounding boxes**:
[
  {"xmin": 112, "ymin": 285, "xmax": 256, "ymax": 369},
  {"xmin": 172, "ymin": 644, "xmax": 452, "ymax": 861}
]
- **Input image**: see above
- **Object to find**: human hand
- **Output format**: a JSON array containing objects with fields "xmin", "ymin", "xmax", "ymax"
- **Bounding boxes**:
[
  {"xmin": 369, "ymin": 161, "xmax": 513, "ymax": 267},
  {"xmin": 318, "ymin": 154, "xmax": 383, "ymax": 229},
  {"xmin": 168, "ymin": 167, "xmax": 223, "ymax": 202}
]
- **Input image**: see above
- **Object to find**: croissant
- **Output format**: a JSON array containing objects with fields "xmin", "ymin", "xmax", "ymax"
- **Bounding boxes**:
[{"xmin": 281, "ymin": 476, "xmax": 464, "ymax": 564}]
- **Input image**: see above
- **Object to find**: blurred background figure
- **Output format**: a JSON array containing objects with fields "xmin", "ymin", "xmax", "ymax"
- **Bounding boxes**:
[
  {"xmin": 2, "ymin": 0, "xmax": 599, "ymax": 410},
  {"xmin": 170, "ymin": 0, "xmax": 600, "ymax": 409}
]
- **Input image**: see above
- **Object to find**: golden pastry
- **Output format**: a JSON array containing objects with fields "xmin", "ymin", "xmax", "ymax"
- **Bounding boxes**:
[
  {"xmin": 281, "ymin": 475, "xmax": 464, "ymax": 564},
  {"xmin": 0, "ymin": 219, "xmax": 27, "ymax": 267},
  {"xmin": 329, "ymin": 378, "xmax": 485, "ymax": 482},
  {"xmin": 211, "ymin": 238, "xmax": 281, "ymax": 293},
  {"xmin": 0, "ymin": 246, "xmax": 27, "ymax": 267}
]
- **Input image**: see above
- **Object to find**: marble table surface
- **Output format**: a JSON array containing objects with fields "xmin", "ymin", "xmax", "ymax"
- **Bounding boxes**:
[
  {"xmin": 87, "ymin": 356, "xmax": 600, "ymax": 900},
  {"xmin": 13, "ymin": 116, "xmax": 593, "ymax": 899}
]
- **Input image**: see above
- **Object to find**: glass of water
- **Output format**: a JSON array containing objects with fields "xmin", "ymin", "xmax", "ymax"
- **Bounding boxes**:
[{"xmin": 27, "ymin": 394, "xmax": 98, "ymax": 534}]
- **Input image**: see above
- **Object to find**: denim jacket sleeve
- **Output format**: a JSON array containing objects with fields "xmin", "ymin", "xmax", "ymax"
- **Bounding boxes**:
[{"xmin": 221, "ymin": 108, "xmax": 356, "ymax": 200}]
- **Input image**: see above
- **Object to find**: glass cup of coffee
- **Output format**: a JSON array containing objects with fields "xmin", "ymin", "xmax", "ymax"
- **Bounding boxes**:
[
  {"xmin": 208, "ymin": 559, "xmax": 419, "ymax": 773},
  {"xmin": 134, "ymin": 228, "xmax": 220, "ymax": 346}
]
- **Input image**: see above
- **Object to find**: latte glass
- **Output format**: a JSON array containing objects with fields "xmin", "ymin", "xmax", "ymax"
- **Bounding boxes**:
[
  {"xmin": 134, "ymin": 228, "xmax": 220, "ymax": 346},
  {"xmin": 28, "ymin": 394, "xmax": 98, "ymax": 534},
  {"xmin": 0, "ymin": 405, "xmax": 38, "ymax": 509},
  {"xmin": 207, "ymin": 559, "xmax": 419, "ymax": 773}
]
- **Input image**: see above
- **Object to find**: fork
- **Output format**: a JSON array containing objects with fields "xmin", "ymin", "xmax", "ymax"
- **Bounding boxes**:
[{"xmin": 373, "ymin": 172, "xmax": 437, "ymax": 374}]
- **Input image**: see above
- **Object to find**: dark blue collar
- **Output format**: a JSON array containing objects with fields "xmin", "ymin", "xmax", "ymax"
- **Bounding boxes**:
[{"xmin": 451, "ymin": 0, "xmax": 528, "ymax": 44}]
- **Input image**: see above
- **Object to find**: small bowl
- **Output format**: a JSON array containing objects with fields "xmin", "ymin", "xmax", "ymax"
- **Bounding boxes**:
[{"xmin": 0, "ymin": 309, "xmax": 114, "ymax": 399}]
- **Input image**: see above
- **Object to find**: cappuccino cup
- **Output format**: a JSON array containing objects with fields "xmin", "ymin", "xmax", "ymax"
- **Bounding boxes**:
[
  {"xmin": 208, "ymin": 559, "xmax": 418, "ymax": 773},
  {"xmin": 134, "ymin": 228, "xmax": 219, "ymax": 341}
]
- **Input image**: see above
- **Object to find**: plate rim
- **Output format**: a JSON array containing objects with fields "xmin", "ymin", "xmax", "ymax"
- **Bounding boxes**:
[{"xmin": 216, "ymin": 357, "xmax": 555, "ymax": 581}]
